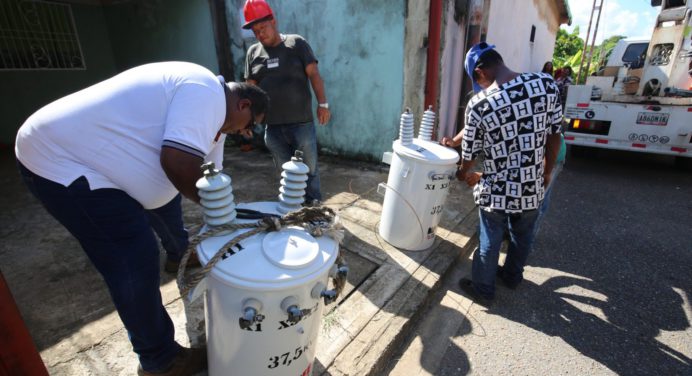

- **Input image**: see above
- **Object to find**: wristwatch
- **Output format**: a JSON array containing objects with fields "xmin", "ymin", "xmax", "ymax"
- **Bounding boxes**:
[{"xmin": 318, "ymin": 103, "xmax": 329, "ymax": 109}]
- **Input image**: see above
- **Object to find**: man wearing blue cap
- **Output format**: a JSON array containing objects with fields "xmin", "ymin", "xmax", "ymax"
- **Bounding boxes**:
[{"xmin": 442, "ymin": 43, "xmax": 562, "ymax": 305}]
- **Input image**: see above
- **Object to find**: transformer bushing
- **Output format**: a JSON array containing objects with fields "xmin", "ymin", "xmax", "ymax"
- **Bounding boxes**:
[
  {"xmin": 278, "ymin": 151, "xmax": 309, "ymax": 214},
  {"xmin": 418, "ymin": 105, "xmax": 435, "ymax": 141},
  {"xmin": 196, "ymin": 162, "xmax": 237, "ymax": 226},
  {"xmin": 399, "ymin": 108, "xmax": 414, "ymax": 146}
]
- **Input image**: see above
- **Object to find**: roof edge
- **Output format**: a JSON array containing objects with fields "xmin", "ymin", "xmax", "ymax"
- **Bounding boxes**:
[{"xmin": 557, "ymin": 0, "xmax": 573, "ymax": 26}]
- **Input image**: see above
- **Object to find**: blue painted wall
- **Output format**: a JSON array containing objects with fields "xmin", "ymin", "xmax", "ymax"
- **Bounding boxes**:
[
  {"xmin": 227, "ymin": 0, "xmax": 406, "ymax": 161},
  {"xmin": 0, "ymin": 5, "xmax": 118, "ymax": 146}
]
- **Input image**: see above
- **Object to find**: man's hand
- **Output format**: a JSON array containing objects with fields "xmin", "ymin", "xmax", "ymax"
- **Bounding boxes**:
[
  {"xmin": 317, "ymin": 107, "xmax": 331, "ymax": 125},
  {"xmin": 465, "ymin": 172, "xmax": 482, "ymax": 187},
  {"xmin": 457, "ymin": 169, "xmax": 481, "ymax": 187},
  {"xmin": 441, "ymin": 136, "xmax": 455, "ymax": 147}
]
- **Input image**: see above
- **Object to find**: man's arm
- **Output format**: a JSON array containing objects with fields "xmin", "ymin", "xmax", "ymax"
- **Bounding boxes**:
[
  {"xmin": 441, "ymin": 131, "xmax": 464, "ymax": 148},
  {"xmin": 457, "ymin": 159, "xmax": 481, "ymax": 187},
  {"xmin": 305, "ymin": 62, "xmax": 330, "ymax": 125},
  {"xmin": 160, "ymin": 146, "xmax": 204, "ymax": 203},
  {"xmin": 543, "ymin": 133, "xmax": 561, "ymax": 188}
]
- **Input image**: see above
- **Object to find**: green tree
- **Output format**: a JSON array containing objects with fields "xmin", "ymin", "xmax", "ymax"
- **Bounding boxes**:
[
  {"xmin": 553, "ymin": 27, "xmax": 583, "ymax": 69},
  {"xmin": 553, "ymin": 27, "xmax": 628, "ymax": 83}
]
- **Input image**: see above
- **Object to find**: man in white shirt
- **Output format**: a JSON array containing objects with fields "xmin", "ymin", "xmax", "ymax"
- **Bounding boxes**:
[{"xmin": 15, "ymin": 62, "xmax": 268, "ymax": 376}]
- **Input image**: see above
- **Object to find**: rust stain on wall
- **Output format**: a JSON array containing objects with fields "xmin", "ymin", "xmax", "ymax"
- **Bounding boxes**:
[{"xmin": 533, "ymin": 0, "xmax": 560, "ymax": 33}]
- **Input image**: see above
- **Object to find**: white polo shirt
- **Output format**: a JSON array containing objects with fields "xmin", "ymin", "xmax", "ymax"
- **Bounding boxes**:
[{"xmin": 15, "ymin": 62, "xmax": 227, "ymax": 209}]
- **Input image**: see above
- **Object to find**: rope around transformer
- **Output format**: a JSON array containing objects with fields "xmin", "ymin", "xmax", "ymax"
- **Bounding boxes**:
[{"xmin": 176, "ymin": 206, "xmax": 344, "ymax": 298}]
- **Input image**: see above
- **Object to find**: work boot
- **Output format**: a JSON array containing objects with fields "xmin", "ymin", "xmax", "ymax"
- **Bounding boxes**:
[
  {"xmin": 458, "ymin": 278, "xmax": 493, "ymax": 307},
  {"xmin": 164, "ymin": 252, "xmax": 201, "ymax": 274},
  {"xmin": 137, "ymin": 346, "xmax": 207, "ymax": 376},
  {"xmin": 496, "ymin": 266, "xmax": 521, "ymax": 289}
]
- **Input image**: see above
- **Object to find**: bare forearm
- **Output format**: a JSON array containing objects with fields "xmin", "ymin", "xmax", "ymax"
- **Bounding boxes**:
[
  {"xmin": 309, "ymin": 73, "xmax": 327, "ymax": 104},
  {"xmin": 161, "ymin": 147, "xmax": 204, "ymax": 203},
  {"xmin": 544, "ymin": 133, "xmax": 561, "ymax": 176}
]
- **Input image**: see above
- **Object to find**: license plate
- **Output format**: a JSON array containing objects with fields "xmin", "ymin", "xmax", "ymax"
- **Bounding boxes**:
[{"xmin": 636, "ymin": 112, "xmax": 669, "ymax": 126}]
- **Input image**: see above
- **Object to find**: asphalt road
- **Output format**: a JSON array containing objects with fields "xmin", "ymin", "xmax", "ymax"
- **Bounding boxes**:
[{"xmin": 389, "ymin": 148, "xmax": 692, "ymax": 376}]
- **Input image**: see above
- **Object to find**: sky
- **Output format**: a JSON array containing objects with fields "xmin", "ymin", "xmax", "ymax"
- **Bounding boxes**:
[{"xmin": 563, "ymin": 0, "xmax": 660, "ymax": 44}]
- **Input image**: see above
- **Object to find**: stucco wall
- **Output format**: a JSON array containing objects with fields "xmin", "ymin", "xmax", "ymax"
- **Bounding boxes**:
[
  {"xmin": 227, "ymin": 0, "xmax": 406, "ymax": 161},
  {"xmin": 485, "ymin": 0, "xmax": 560, "ymax": 72},
  {"xmin": 0, "ymin": 5, "xmax": 118, "ymax": 145},
  {"xmin": 103, "ymin": 0, "xmax": 218, "ymax": 72}
]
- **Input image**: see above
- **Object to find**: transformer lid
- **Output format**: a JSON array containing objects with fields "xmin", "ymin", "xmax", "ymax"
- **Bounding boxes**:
[
  {"xmin": 196, "ymin": 202, "xmax": 338, "ymax": 287},
  {"xmin": 393, "ymin": 138, "xmax": 460, "ymax": 165}
]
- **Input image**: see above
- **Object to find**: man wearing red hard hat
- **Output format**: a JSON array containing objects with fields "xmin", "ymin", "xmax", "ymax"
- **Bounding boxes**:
[{"xmin": 242, "ymin": 0, "xmax": 330, "ymax": 207}]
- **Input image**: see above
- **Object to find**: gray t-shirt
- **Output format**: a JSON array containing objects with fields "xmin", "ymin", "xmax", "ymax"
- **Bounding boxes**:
[{"xmin": 244, "ymin": 34, "xmax": 317, "ymax": 125}]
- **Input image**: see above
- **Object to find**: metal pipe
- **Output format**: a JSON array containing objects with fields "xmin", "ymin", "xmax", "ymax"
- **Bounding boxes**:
[
  {"xmin": 583, "ymin": 0, "xmax": 604, "ymax": 81},
  {"xmin": 577, "ymin": 0, "xmax": 598, "ymax": 84},
  {"xmin": 424, "ymin": 0, "xmax": 443, "ymax": 111}
]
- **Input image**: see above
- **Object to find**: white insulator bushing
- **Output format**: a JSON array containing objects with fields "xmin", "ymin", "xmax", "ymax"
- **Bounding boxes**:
[
  {"xmin": 399, "ymin": 108, "xmax": 414, "ymax": 146},
  {"xmin": 196, "ymin": 162, "xmax": 237, "ymax": 226},
  {"xmin": 418, "ymin": 105, "xmax": 435, "ymax": 141},
  {"xmin": 278, "ymin": 152, "xmax": 310, "ymax": 214}
]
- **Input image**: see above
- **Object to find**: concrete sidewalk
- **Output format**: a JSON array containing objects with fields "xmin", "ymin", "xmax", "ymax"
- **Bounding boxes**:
[{"xmin": 0, "ymin": 146, "xmax": 478, "ymax": 375}]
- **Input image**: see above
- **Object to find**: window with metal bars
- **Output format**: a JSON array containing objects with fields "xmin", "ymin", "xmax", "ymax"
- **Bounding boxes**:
[{"xmin": 0, "ymin": 0, "xmax": 85, "ymax": 70}]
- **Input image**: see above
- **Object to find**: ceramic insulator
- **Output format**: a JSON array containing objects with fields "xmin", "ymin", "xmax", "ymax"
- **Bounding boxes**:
[
  {"xmin": 418, "ymin": 105, "xmax": 435, "ymax": 141},
  {"xmin": 399, "ymin": 108, "xmax": 414, "ymax": 146},
  {"xmin": 196, "ymin": 162, "xmax": 237, "ymax": 226},
  {"xmin": 278, "ymin": 151, "xmax": 310, "ymax": 214}
]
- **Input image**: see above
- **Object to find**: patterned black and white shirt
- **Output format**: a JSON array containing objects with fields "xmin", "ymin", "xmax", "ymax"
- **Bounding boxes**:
[{"xmin": 462, "ymin": 72, "xmax": 562, "ymax": 213}]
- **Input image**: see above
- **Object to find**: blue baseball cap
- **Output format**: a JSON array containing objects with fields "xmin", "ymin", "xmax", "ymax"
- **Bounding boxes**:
[{"xmin": 464, "ymin": 42, "xmax": 496, "ymax": 93}]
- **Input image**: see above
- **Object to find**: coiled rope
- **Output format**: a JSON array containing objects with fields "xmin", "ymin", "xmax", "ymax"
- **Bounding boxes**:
[{"xmin": 177, "ymin": 206, "xmax": 344, "ymax": 297}]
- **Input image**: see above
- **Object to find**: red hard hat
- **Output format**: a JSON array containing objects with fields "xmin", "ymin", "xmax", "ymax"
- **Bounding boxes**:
[{"xmin": 242, "ymin": 0, "xmax": 274, "ymax": 29}]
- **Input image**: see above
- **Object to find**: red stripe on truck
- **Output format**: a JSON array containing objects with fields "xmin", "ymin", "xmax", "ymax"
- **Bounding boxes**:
[
  {"xmin": 596, "ymin": 139, "xmax": 608, "ymax": 144},
  {"xmin": 564, "ymin": 136, "xmax": 575, "ymax": 141},
  {"xmin": 671, "ymin": 147, "xmax": 687, "ymax": 153},
  {"xmin": 632, "ymin": 143, "xmax": 647, "ymax": 148},
  {"xmin": 577, "ymin": 103, "xmax": 589, "ymax": 108}
]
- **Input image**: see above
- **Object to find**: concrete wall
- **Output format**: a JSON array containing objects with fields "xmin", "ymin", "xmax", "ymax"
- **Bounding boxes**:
[
  {"xmin": 438, "ymin": 0, "xmax": 467, "ymax": 140},
  {"xmin": 227, "ymin": 0, "xmax": 407, "ymax": 161},
  {"xmin": 485, "ymin": 0, "xmax": 562, "ymax": 72},
  {"xmin": 0, "ymin": 5, "xmax": 118, "ymax": 146},
  {"xmin": 1, "ymin": 0, "xmax": 220, "ymax": 147},
  {"xmin": 103, "ymin": 0, "xmax": 219, "ymax": 72}
]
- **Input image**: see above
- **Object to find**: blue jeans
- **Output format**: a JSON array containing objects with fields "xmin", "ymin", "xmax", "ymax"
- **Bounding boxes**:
[
  {"xmin": 472, "ymin": 208, "xmax": 541, "ymax": 299},
  {"xmin": 534, "ymin": 162, "xmax": 563, "ymax": 237},
  {"xmin": 264, "ymin": 121, "xmax": 322, "ymax": 202},
  {"xmin": 17, "ymin": 162, "xmax": 183, "ymax": 372},
  {"xmin": 146, "ymin": 194, "xmax": 189, "ymax": 262}
]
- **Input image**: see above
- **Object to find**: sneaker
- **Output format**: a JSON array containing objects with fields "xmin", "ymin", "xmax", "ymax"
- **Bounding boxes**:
[
  {"xmin": 164, "ymin": 252, "xmax": 201, "ymax": 274},
  {"xmin": 458, "ymin": 278, "xmax": 493, "ymax": 307},
  {"xmin": 137, "ymin": 346, "xmax": 207, "ymax": 376},
  {"xmin": 496, "ymin": 266, "xmax": 521, "ymax": 289}
]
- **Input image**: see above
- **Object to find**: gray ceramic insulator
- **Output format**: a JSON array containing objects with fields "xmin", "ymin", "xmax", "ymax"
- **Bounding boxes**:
[
  {"xmin": 399, "ymin": 108, "xmax": 414, "ymax": 146},
  {"xmin": 196, "ymin": 163, "xmax": 237, "ymax": 226},
  {"xmin": 278, "ymin": 153, "xmax": 310, "ymax": 214},
  {"xmin": 418, "ymin": 105, "xmax": 435, "ymax": 141}
]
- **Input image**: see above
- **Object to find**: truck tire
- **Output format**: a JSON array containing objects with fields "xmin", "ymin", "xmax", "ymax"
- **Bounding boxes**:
[
  {"xmin": 674, "ymin": 156, "xmax": 692, "ymax": 171},
  {"xmin": 569, "ymin": 145, "xmax": 587, "ymax": 158}
]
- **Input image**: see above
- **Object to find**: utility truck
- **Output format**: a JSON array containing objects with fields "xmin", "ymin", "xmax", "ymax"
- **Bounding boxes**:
[{"xmin": 563, "ymin": 0, "xmax": 692, "ymax": 160}]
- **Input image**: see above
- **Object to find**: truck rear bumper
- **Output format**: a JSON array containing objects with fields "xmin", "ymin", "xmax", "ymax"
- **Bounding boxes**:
[{"xmin": 564, "ymin": 133, "xmax": 692, "ymax": 157}]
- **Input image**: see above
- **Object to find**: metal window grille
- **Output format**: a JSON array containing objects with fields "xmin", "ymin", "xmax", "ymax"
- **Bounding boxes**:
[{"xmin": 0, "ymin": 0, "xmax": 85, "ymax": 70}]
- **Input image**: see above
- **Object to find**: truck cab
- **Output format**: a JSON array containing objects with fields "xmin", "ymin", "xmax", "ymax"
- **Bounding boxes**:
[{"xmin": 563, "ymin": 0, "xmax": 692, "ymax": 159}]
